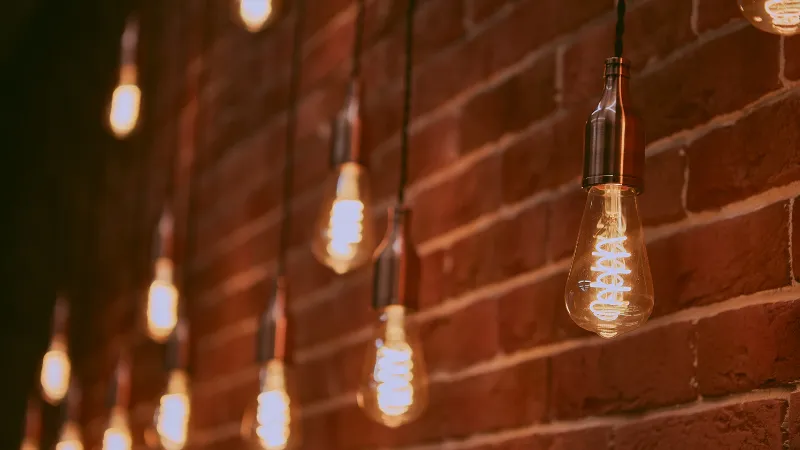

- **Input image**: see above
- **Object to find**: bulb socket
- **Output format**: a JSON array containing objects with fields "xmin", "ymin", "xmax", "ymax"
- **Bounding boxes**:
[
  {"xmin": 154, "ymin": 207, "xmax": 175, "ymax": 260},
  {"xmin": 582, "ymin": 57, "xmax": 645, "ymax": 194},
  {"xmin": 257, "ymin": 276, "xmax": 289, "ymax": 364},
  {"xmin": 107, "ymin": 352, "xmax": 131, "ymax": 410},
  {"xmin": 371, "ymin": 205, "xmax": 420, "ymax": 311},
  {"xmin": 330, "ymin": 79, "xmax": 364, "ymax": 167},
  {"xmin": 166, "ymin": 317, "xmax": 190, "ymax": 372}
]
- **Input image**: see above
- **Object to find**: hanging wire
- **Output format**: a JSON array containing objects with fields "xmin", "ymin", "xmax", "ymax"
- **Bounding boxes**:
[
  {"xmin": 277, "ymin": 0, "xmax": 307, "ymax": 277},
  {"xmin": 397, "ymin": 0, "xmax": 416, "ymax": 205},
  {"xmin": 614, "ymin": 0, "xmax": 626, "ymax": 57},
  {"xmin": 351, "ymin": 0, "xmax": 366, "ymax": 78}
]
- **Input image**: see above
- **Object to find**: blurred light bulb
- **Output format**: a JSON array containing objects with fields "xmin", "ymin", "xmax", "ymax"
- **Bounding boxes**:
[
  {"xmin": 156, "ymin": 370, "xmax": 190, "ymax": 450},
  {"xmin": 109, "ymin": 68, "xmax": 141, "ymax": 138},
  {"xmin": 147, "ymin": 258, "xmax": 179, "ymax": 343},
  {"xmin": 56, "ymin": 421, "xmax": 83, "ymax": 450},
  {"xmin": 103, "ymin": 408, "xmax": 132, "ymax": 450},
  {"xmin": 41, "ymin": 337, "xmax": 70, "ymax": 405},
  {"xmin": 566, "ymin": 185, "xmax": 653, "ymax": 339},
  {"xmin": 239, "ymin": 0, "xmax": 274, "ymax": 32},
  {"xmin": 20, "ymin": 439, "xmax": 37, "ymax": 450},
  {"xmin": 312, "ymin": 162, "xmax": 376, "ymax": 274},
  {"xmin": 358, "ymin": 305, "xmax": 428, "ymax": 428},
  {"xmin": 242, "ymin": 359, "xmax": 298, "ymax": 449},
  {"xmin": 740, "ymin": 0, "xmax": 800, "ymax": 35}
]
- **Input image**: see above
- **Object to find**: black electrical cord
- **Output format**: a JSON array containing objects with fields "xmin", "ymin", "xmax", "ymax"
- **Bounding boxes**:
[
  {"xmin": 397, "ymin": 0, "xmax": 415, "ymax": 205},
  {"xmin": 277, "ymin": 0, "xmax": 306, "ymax": 278},
  {"xmin": 614, "ymin": 0, "xmax": 626, "ymax": 58},
  {"xmin": 351, "ymin": 0, "xmax": 366, "ymax": 78}
]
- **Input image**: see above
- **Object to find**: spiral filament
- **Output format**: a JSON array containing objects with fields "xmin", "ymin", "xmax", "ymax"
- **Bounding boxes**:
[
  {"xmin": 373, "ymin": 306, "xmax": 415, "ymax": 418},
  {"xmin": 590, "ymin": 236, "xmax": 632, "ymax": 322},
  {"xmin": 765, "ymin": 0, "xmax": 800, "ymax": 30},
  {"xmin": 156, "ymin": 371, "xmax": 190, "ymax": 450},
  {"xmin": 255, "ymin": 361, "xmax": 291, "ymax": 450},
  {"xmin": 326, "ymin": 199, "xmax": 364, "ymax": 260},
  {"xmin": 240, "ymin": 0, "xmax": 273, "ymax": 32}
]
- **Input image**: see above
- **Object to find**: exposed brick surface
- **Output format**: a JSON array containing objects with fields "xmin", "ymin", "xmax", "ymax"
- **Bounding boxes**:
[
  {"xmin": 788, "ymin": 36, "xmax": 800, "ymax": 81},
  {"xmin": 789, "ymin": 392, "xmax": 800, "ymax": 450},
  {"xmin": 615, "ymin": 400, "xmax": 787, "ymax": 450},
  {"xmin": 639, "ymin": 148, "xmax": 687, "ymax": 225},
  {"xmin": 696, "ymin": 0, "xmax": 744, "ymax": 33}
]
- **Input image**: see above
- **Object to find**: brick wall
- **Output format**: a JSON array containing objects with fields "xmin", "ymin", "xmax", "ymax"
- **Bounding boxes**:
[{"xmin": 73, "ymin": 0, "xmax": 800, "ymax": 449}]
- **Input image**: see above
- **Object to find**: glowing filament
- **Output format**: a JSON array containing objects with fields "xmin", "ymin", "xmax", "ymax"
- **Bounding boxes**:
[
  {"xmin": 765, "ymin": 0, "xmax": 800, "ymax": 29},
  {"xmin": 147, "ymin": 258, "xmax": 179, "ymax": 342},
  {"xmin": 156, "ymin": 371, "xmax": 190, "ymax": 450},
  {"xmin": 103, "ymin": 409, "xmax": 132, "ymax": 450},
  {"xmin": 240, "ymin": 0, "xmax": 273, "ymax": 32},
  {"xmin": 41, "ymin": 338, "xmax": 70, "ymax": 404},
  {"xmin": 590, "ymin": 236, "xmax": 632, "ymax": 322},
  {"xmin": 326, "ymin": 200, "xmax": 365, "ymax": 260},
  {"xmin": 21, "ymin": 439, "xmax": 38, "ymax": 450},
  {"xmin": 256, "ymin": 361, "xmax": 291, "ymax": 450},
  {"xmin": 374, "ymin": 306, "xmax": 415, "ymax": 418},
  {"xmin": 109, "ymin": 82, "xmax": 141, "ymax": 138}
]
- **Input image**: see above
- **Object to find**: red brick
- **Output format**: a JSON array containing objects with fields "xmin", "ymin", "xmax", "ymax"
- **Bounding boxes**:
[
  {"xmin": 439, "ymin": 225, "xmax": 500, "ymax": 300},
  {"xmin": 697, "ymin": 301, "xmax": 800, "ymax": 396},
  {"xmin": 687, "ymin": 96, "xmax": 800, "ymax": 212},
  {"xmin": 615, "ymin": 400, "xmax": 787, "ymax": 450},
  {"xmin": 639, "ymin": 148, "xmax": 686, "ymax": 226},
  {"xmin": 501, "ymin": 108, "xmax": 585, "ymax": 205},
  {"xmin": 495, "ymin": 203, "xmax": 550, "ymax": 278},
  {"xmin": 446, "ymin": 299, "xmax": 501, "ymax": 370},
  {"xmin": 412, "ymin": 152, "xmax": 503, "ymax": 243},
  {"xmin": 498, "ymin": 272, "xmax": 588, "ymax": 353},
  {"xmin": 795, "ymin": 198, "xmax": 800, "ymax": 281},
  {"xmin": 419, "ymin": 250, "xmax": 446, "ymax": 309},
  {"xmin": 192, "ymin": 278, "xmax": 267, "ymax": 346},
  {"xmin": 467, "ymin": 0, "xmax": 517, "ymax": 23},
  {"xmin": 492, "ymin": 427, "xmax": 612, "ymax": 450},
  {"xmin": 460, "ymin": 54, "xmax": 558, "ymax": 152},
  {"xmin": 550, "ymin": 323, "xmax": 696, "ymax": 419},
  {"xmin": 637, "ymin": 27, "xmax": 781, "ymax": 142},
  {"xmin": 649, "ymin": 202, "xmax": 790, "ymax": 317},
  {"xmin": 546, "ymin": 188, "xmax": 586, "ymax": 261},
  {"xmin": 192, "ymin": 373, "xmax": 259, "ymax": 432},
  {"xmin": 194, "ymin": 331, "xmax": 255, "ymax": 385},
  {"xmin": 789, "ymin": 392, "xmax": 800, "ymax": 450},
  {"xmin": 563, "ymin": 0, "xmax": 695, "ymax": 106},
  {"xmin": 696, "ymin": 0, "xmax": 744, "ymax": 32},
  {"xmin": 788, "ymin": 36, "xmax": 800, "ymax": 81},
  {"xmin": 303, "ymin": 0, "xmax": 351, "ymax": 41},
  {"xmin": 301, "ymin": 17, "xmax": 352, "ymax": 95}
]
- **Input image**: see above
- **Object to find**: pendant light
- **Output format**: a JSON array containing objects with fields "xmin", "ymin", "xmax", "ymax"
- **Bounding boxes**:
[
  {"xmin": 55, "ymin": 381, "xmax": 84, "ymax": 450},
  {"xmin": 102, "ymin": 355, "xmax": 133, "ymax": 450},
  {"xmin": 20, "ymin": 398, "xmax": 41, "ymax": 450},
  {"xmin": 357, "ymin": 0, "xmax": 428, "ymax": 428},
  {"xmin": 146, "ymin": 208, "xmax": 179, "ymax": 343},
  {"xmin": 109, "ymin": 15, "xmax": 141, "ymax": 138},
  {"xmin": 312, "ymin": 0, "xmax": 376, "ymax": 275},
  {"xmin": 41, "ymin": 297, "xmax": 71, "ymax": 405},
  {"xmin": 236, "ymin": 0, "xmax": 280, "ymax": 32},
  {"xmin": 240, "ymin": 2, "xmax": 305, "ymax": 448},
  {"xmin": 151, "ymin": 319, "xmax": 191, "ymax": 450},
  {"xmin": 740, "ymin": 0, "xmax": 800, "ymax": 35},
  {"xmin": 564, "ymin": 0, "xmax": 654, "ymax": 339}
]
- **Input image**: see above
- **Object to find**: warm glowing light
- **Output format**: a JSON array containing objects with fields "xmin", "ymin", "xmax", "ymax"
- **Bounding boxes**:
[
  {"xmin": 103, "ymin": 408, "xmax": 132, "ymax": 450},
  {"xmin": 240, "ymin": 0, "xmax": 274, "ymax": 32},
  {"xmin": 156, "ymin": 370, "xmax": 190, "ymax": 450},
  {"xmin": 147, "ymin": 258, "xmax": 179, "ymax": 343},
  {"xmin": 312, "ymin": 162, "xmax": 376, "ymax": 274},
  {"xmin": 109, "ymin": 79, "xmax": 141, "ymax": 138},
  {"xmin": 358, "ymin": 305, "xmax": 428, "ymax": 427},
  {"xmin": 255, "ymin": 360, "xmax": 292, "ymax": 450},
  {"xmin": 566, "ymin": 185, "xmax": 653, "ymax": 339},
  {"xmin": 740, "ymin": 0, "xmax": 800, "ymax": 35},
  {"xmin": 56, "ymin": 421, "xmax": 83, "ymax": 450},
  {"xmin": 41, "ymin": 338, "xmax": 71, "ymax": 405},
  {"xmin": 21, "ymin": 439, "xmax": 37, "ymax": 450}
]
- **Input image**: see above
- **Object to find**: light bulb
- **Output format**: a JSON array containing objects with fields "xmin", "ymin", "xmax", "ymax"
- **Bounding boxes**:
[
  {"xmin": 155, "ymin": 370, "xmax": 191, "ymax": 450},
  {"xmin": 740, "ymin": 0, "xmax": 800, "ymax": 35},
  {"xmin": 565, "ymin": 184, "xmax": 654, "ymax": 339},
  {"xmin": 242, "ymin": 359, "xmax": 299, "ymax": 450},
  {"xmin": 239, "ymin": 0, "xmax": 274, "ymax": 32},
  {"xmin": 358, "ymin": 305, "xmax": 428, "ymax": 428},
  {"xmin": 56, "ymin": 421, "xmax": 84, "ymax": 450},
  {"xmin": 103, "ymin": 407, "xmax": 132, "ymax": 450},
  {"xmin": 20, "ymin": 439, "xmax": 37, "ymax": 450},
  {"xmin": 41, "ymin": 337, "xmax": 71, "ymax": 405},
  {"xmin": 108, "ymin": 79, "xmax": 141, "ymax": 138},
  {"xmin": 147, "ymin": 258, "xmax": 179, "ymax": 343},
  {"xmin": 312, "ymin": 162, "xmax": 376, "ymax": 274}
]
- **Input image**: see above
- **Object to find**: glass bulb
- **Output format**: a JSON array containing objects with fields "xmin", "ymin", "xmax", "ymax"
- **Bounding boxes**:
[
  {"xmin": 357, "ymin": 305, "xmax": 428, "ymax": 428},
  {"xmin": 20, "ymin": 438, "xmax": 38, "ymax": 450},
  {"xmin": 155, "ymin": 370, "xmax": 190, "ymax": 450},
  {"xmin": 109, "ymin": 79, "xmax": 141, "ymax": 138},
  {"xmin": 103, "ymin": 407, "xmax": 132, "ymax": 450},
  {"xmin": 242, "ymin": 359, "xmax": 300, "ymax": 450},
  {"xmin": 740, "ymin": 0, "xmax": 800, "ymax": 35},
  {"xmin": 565, "ymin": 185, "xmax": 654, "ymax": 339},
  {"xmin": 312, "ymin": 162, "xmax": 376, "ymax": 274},
  {"xmin": 56, "ymin": 421, "xmax": 84, "ymax": 450},
  {"xmin": 239, "ymin": 0, "xmax": 274, "ymax": 32},
  {"xmin": 41, "ymin": 337, "xmax": 71, "ymax": 405},
  {"xmin": 147, "ymin": 258, "xmax": 179, "ymax": 343}
]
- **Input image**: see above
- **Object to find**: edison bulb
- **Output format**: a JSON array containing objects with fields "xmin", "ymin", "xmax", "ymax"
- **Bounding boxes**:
[
  {"xmin": 56, "ymin": 421, "xmax": 83, "ymax": 450},
  {"xmin": 740, "ymin": 0, "xmax": 800, "ymax": 35},
  {"xmin": 103, "ymin": 407, "xmax": 132, "ymax": 450},
  {"xmin": 147, "ymin": 257, "xmax": 179, "ymax": 343},
  {"xmin": 358, "ymin": 305, "xmax": 428, "ymax": 427},
  {"xmin": 565, "ymin": 184, "xmax": 654, "ymax": 339},
  {"xmin": 312, "ymin": 162, "xmax": 376, "ymax": 274},
  {"xmin": 239, "ymin": 0, "xmax": 274, "ymax": 32},
  {"xmin": 41, "ymin": 337, "xmax": 71, "ymax": 405},
  {"xmin": 242, "ymin": 359, "xmax": 299, "ymax": 450},
  {"xmin": 155, "ymin": 370, "xmax": 190, "ymax": 450},
  {"xmin": 109, "ymin": 79, "xmax": 141, "ymax": 138}
]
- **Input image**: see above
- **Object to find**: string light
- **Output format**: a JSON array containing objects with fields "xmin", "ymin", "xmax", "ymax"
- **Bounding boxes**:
[
  {"xmin": 103, "ymin": 356, "xmax": 132, "ymax": 450},
  {"xmin": 147, "ymin": 209, "xmax": 178, "ymax": 343},
  {"xmin": 109, "ymin": 16, "xmax": 140, "ymax": 138},
  {"xmin": 41, "ymin": 298, "xmax": 71, "ymax": 405}
]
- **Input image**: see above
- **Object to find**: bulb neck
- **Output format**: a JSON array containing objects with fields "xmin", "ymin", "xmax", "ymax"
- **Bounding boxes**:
[
  {"xmin": 330, "ymin": 80, "xmax": 364, "ymax": 167},
  {"xmin": 582, "ymin": 57, "xmax": 645, "ymax": 194},
  {"xmin": 257, "ymin": 277, "xmax": 288, "ymax": 364},
  {"xmin": 372, "ymin": 206, "xmax": 420, "ymax": 311},
  {"xmin": 166, "ymin": 318, "xmax": 189, "ymax": 372}
]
